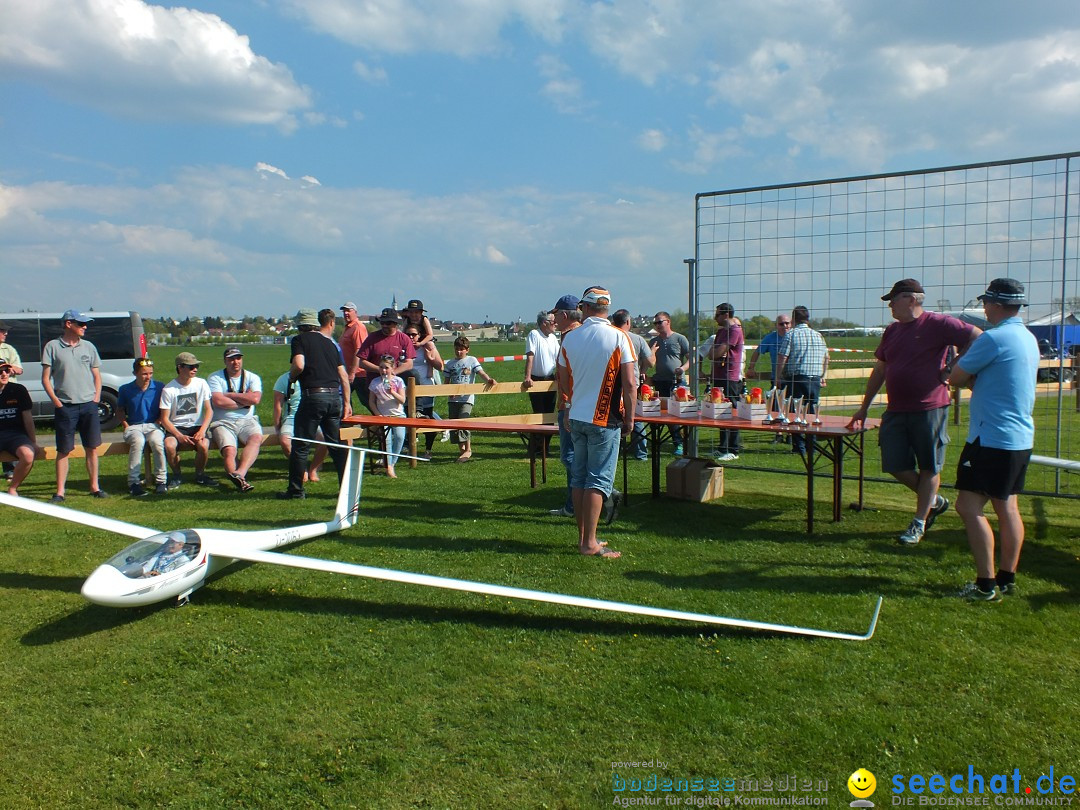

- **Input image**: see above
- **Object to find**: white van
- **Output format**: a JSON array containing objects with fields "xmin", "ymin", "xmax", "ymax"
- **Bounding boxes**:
[{"xmin": 0, "ymin": 312, "xmax": 146, "ymax": 431}]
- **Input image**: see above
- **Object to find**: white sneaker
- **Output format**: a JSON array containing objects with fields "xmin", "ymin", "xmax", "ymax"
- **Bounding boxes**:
[
  {"xmin": 898, "ymin": 519, "xmax": 925, "ymax": 546},
  {"xmin": 548, "ymin": 506, "xmax": 573, "ymax": 517},
  {"xmin": 714, "ymin": 452, "xmax": 738, "ymax": 463},
  {"xmin": 440, "ymin": 431, "xmax": 450, "ymax": 442}
]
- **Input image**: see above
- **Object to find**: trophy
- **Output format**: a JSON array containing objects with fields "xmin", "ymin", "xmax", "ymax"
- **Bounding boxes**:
[
  {"xmin": 766, "ymin": 386, "xmax": 788, "ymax": 425},
  {"xmin": 790, "ymin": 396, "xmax": 808, "ymax": 426},
  {"xmin": 810, "ymin": 400, "xmax": 823, "ymax": 426}
]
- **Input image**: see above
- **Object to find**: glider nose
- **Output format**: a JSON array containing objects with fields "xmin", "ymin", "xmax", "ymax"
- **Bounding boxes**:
[{"xmin": 81, "ymin": 564, "xmax": 133, "ymax": 607}]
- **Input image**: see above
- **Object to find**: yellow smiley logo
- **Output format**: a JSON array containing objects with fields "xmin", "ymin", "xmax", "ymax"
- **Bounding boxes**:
[{"xmin": 848, "ymin": 768, "xmax": 877, "ymax": 798}]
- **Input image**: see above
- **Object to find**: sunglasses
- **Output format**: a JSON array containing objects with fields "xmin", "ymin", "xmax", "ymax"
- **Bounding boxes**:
[
  {"xmin": 0, "ymin": 368, "xmax": 12, "ymax": 375},
  {"xmin": 405, "ymin": 333, "xmax": 420, "ymax": 338},
  {"xmin": 653, "ymin": 319, "xmax": 667, "ymax": 324},
  {"xmin": 180, "ymin": 364, "xmax": 200, "ymax": 370}
]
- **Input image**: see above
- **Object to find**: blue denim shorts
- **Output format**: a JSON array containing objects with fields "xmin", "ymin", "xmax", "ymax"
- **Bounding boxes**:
[{"xmin": 568, "ymin": 419, "xmax": 621, "ymax": 494}]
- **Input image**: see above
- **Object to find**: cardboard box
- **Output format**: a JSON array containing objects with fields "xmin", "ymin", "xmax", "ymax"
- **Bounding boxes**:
[
  {"xmin": 700, "ymin": 400, "xmax": 732, "ymax": 420},
  {"xmin": 666, "ymin": 397, "xmax": 700, "ymax": 417},
  {"xmin": 666, "ymin": 458, "xmax": 693, "ymax": 497},
  {"xmin": 735, "ymin": 401, "xmax": 768, "ymax": 421},
  {"xmin": 666, "ymin": 457, "xmax": 724, "ymax": 501},
  {"xmin": 635, "ymin": 398, "xmax": 661, "ymax": 417}
]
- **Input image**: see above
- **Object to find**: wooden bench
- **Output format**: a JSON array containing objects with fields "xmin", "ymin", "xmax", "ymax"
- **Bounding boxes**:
[{"xmin": 0, "ymin": 426, "xmax": 366, "ymax": 463}]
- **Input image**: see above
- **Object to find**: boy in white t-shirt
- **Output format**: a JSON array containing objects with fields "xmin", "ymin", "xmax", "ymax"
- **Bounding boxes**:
[
  {"xmin": 443, "ymin": 336, "xmax": 496, "ymax": 462},
  {"xmin": 159, "ymin": 352, "xmax": 215, "ymax": 489}
]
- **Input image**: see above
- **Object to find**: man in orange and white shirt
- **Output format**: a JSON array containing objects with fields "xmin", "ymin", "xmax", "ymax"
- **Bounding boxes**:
[{"xmin": 556, "ymin": 286, "xmax": 637, "ymax": 559}]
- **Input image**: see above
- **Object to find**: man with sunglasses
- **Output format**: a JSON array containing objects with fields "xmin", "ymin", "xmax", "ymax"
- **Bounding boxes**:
[
  {"xmin": 747, "ymin": 314, "xmax": 792, "ymax": 386},
  {"xmin": 0, "ymin": 361, "xmax": 37, "ymax": 496},
  {"xmin": 160, "ymin": 352, "xmax": 215, "ymax": 490},
  {"xmin": 117, "ymin": 357, "xmax": 167, "ymax": 496},
  {"xmin": 41, "ymin": 309, "xmax": 105, "ymax": 501}
]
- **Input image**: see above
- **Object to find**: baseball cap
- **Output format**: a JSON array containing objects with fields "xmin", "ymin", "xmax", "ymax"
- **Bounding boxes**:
[
  {"xmin": 379, "ymin": 307, "xmax": 401, "ymax": 323},
  {"xmin": 61, "ymin": 309, "xmax": 94, "ymax": 323},
  {"xmin": 340, "ymin": 302, "xmax": 358, "ymax": 311},
  {"xmin": 978, "ymin": 277, "xmax": 1027, "ymax": 306},
  {"xmin": 223, "ymin": 347, "xmax": 243, "ymax": 359},
  {"xmin": 402, "ymin": 299, "xmax": 425, "ymax": 312},
  {"xmin": 580, "ymin": 286, "xmax": 611, "ymax": 307},
  {"xmin": 0, "ymin": 362, "xmax": 13, "ymax": 373},
  {"xmin": 549, "ymin": 294, "xmax": 580, "ymax": 313},
  {"xmin": 175, "ymin": 351, "xmax": 201, "ymax": 366},
  {"xmin": 881, "ymin": 278, "xmax": 925, "ymax": 301}
]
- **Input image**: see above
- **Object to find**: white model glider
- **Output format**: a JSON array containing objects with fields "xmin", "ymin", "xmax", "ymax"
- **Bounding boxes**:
[{"xmin": 0, "ymin": 442, "xmax": 881, "ymax": 640}]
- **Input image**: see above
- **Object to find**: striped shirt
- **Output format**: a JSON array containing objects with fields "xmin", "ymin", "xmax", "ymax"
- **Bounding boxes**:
[
  {"xmin": 558, "ymin": 316, "xmax": 635, "ymax": 427},
  {"xmin": 778, "ymin": 324, "xmax": 827, "ymax": 377}
]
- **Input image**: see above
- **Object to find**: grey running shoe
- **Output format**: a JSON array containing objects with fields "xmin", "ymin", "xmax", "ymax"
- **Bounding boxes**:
[
  {"xmin": 195, "ymin": 474, "xmax": 217, "ymax": 487},
  {"xmin": 129, "ymin": 483, "xmax": 148, "ymax": 498},
  {"xmin": 925, "ymin": 495, "xmax": 950, "ymax": 531},
  {"xmin": 998, "ymin": 581, "xmax": 1018, "ymax": 596},
  {"xmin": 154, "ymin": 482, "xmax": 169, "ymax": 495},
  {"xmin": 90, "ymin": 490, "xmax": 109, "ymax": 499},
  {"xmin": 548, "ymin": 506, "xmax": 573, "ymax": 517},
  {"xmin": 167, "ymin": 475, "xmax": 182, "ymax": 490},
  {"xmin": 898, "ymin": 519, "xmax": 925, "ymax": 546},
  {"xmin": 959, "ymin": 582, "xmax": 1002, "ymax": 602}
]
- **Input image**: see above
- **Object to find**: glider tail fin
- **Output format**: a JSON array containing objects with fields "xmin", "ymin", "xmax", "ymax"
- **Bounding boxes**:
[{"xmin": 332, "ymin": 445, "xmax": 365, "ymax": 530}]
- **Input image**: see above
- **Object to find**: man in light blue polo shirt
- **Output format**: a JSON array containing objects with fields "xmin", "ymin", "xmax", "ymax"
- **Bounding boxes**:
[{"xmin": 949, "ymin": 278, "xmax": 1040, "ymax": 602}]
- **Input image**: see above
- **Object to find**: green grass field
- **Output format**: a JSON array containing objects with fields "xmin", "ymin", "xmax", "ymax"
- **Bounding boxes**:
[{"xmin": 2, "ymin": 342, "xmax": 1078, "ymax": 808}]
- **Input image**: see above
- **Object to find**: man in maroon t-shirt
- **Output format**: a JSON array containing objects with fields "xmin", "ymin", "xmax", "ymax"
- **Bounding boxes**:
[
  {"xmin": 355, "ymin": 308, "xmax": 415, "ymax": 412},
  {"xmin": 848, "ymin": 279, "xmax": 980, "ymax": 547}
]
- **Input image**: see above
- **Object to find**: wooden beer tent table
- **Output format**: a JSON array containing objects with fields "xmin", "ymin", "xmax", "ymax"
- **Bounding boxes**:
[{"xmin": 635, "ymin": 411, "xmax": 880, "ymax": 534}]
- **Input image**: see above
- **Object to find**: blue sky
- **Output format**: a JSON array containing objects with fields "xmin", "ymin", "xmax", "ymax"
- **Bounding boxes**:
[{"xmin": 2, "ymin": 0, "xmax": 1078, "ymax": 323}]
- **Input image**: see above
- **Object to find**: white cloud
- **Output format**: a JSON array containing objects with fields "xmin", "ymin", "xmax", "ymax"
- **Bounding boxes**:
[
  {"xmin": 485, "ymin": 245, "xmax": 511, "ymax": 264},
  {"xmin": 637, "ymin": 129, "xmax": 667, "ymax": 152},
  {"xmin": 284, "ymin": 0, "xmax": 569, "ymax": 56},
  {"xmin": 537, "ymin": 54, "xmax": 589, "ymax": 114},
  {"xmin": 0, "ymin": 0, "xmax": 311, "ymax": 127},
  {"xmin": 256, "ymin": 163, "xmax": 289, "ymax": 180},
  {"xmin": 354, "ymin": 59, "xmax": 389, "ymax": 84},
  {"xmin": 0, "ymin": 168, "xmax": 687, "ymax": 321}
]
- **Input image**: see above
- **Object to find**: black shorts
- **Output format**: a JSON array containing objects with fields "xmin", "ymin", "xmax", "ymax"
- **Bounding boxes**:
[
  {"xmin": 955, "ymin": 440, "xmax": 1031, "ymax": 501},
  {"xmin": 0, "ymin": 429, "xmax": 34, "ymax": 456},
  {"xmin": 169, "ymin": 425, "xmax": 206, "ymax": 450}
]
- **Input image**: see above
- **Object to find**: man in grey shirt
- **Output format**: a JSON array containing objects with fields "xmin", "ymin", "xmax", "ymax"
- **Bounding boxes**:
[
  {"xmin": 41, "ymin": 309, "xmax": 105, "ymax": 501},
  {"xmin": 648, "ymin": 311, "xmax": 690, "ymax": 455},
  {"xmin": 612, "ymin": 309, "xmax": 654, "ymax": 461}
]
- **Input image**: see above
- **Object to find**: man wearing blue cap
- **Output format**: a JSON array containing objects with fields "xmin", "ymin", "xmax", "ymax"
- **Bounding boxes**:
[
  {"xmin": 41, "ymin": 309, "xmax": 106, "ymax": 501},
  {"xmin": 949, "ymin": 278, "xmax": 1040, "ymax": 602}
]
